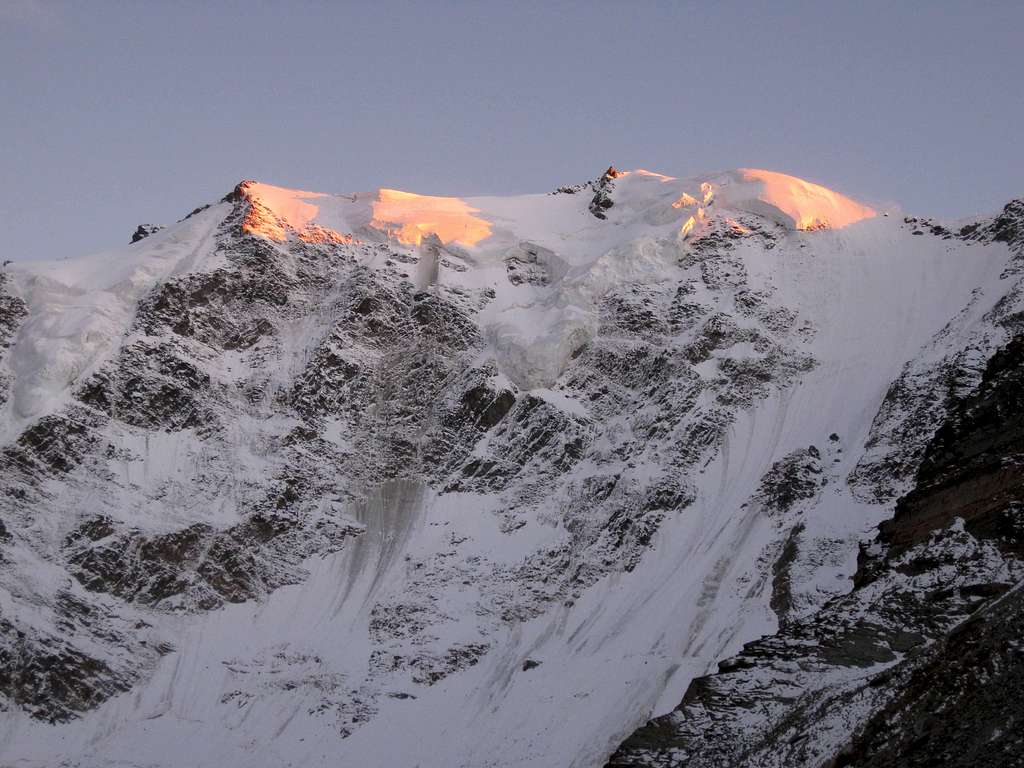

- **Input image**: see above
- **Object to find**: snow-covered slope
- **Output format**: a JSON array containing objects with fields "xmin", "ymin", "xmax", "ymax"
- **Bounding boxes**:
[{"xmin": 0, "ymin": 168, "xmax": 1020, "ymax": 767}]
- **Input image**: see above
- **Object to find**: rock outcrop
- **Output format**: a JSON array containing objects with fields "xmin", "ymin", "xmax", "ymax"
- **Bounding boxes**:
[{"xmin": 608, "ymin": 333, "xmax": 1024, "ymax": 768}]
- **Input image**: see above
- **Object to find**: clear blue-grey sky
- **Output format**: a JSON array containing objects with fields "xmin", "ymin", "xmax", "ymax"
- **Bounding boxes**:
[{"xmin": 2, "ymin": 1, "xmax": 1022, "ymax": 261}]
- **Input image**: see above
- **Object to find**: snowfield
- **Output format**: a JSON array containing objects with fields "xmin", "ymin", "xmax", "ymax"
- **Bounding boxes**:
[{"xmin": 0, "ymin": 168, "xmax": 1019, "ymax": 767}]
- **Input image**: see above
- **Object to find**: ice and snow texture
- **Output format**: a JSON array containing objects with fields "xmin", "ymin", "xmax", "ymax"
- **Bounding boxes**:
[{"xmin": 0, "ymin": 168, "xmax": 1018, "ymax": 768}]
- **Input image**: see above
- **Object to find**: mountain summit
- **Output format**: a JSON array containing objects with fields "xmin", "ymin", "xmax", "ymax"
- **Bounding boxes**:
[
  {"xmin": 0, "ymin": 168, "xmax": 1021, "ymax": 767},
  {"xmin": 230, "ymin": 167, "xmax": 877, "ymax": 249}
]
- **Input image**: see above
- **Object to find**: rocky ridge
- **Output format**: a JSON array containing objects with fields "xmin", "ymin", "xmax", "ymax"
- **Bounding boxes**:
[{"xmin": 0, "ymin": 175, "xmax": 1019, "ymax": 767}]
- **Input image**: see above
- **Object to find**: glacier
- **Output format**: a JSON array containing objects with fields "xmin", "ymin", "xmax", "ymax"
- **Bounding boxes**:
[{"xmin": 0, "ymin": 168, "xmax": 1020, "ymax": 767}]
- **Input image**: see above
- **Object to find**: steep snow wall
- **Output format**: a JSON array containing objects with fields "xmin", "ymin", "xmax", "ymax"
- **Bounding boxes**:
[{"xmin": 0, "ymin": 171, "xmax": 1017, "ymax": 768}]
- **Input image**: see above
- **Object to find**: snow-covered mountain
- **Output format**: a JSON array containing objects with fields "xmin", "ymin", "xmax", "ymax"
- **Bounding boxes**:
[{"xmin": 0, "ymin": 167, "xmax": 1020, "ymax": 767}]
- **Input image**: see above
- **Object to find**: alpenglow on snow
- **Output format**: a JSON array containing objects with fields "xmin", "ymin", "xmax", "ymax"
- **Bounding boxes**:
[{"xmin": 0, "ymin": 167, "xmax": 1022, "ymax": 768}]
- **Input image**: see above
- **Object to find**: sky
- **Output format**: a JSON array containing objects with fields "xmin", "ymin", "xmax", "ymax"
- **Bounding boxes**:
[{"xmin": 1, "ymin": 0, "xmax": 1022, "ymax": 261}]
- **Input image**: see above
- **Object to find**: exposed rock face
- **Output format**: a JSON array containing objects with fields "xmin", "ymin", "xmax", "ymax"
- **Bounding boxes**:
[
  {"xmin": 751, "ymin": 446, "xmax": 823, "ymax": 516},
  {"xmin": 130, "ymin": 224, "xmax": 164, "ymax": 243},
  {"xmin": 835, "ymin": 581, "xmax": 1024, "ymax": 767},
  {"xmin": 589, "ymin": 166, "xmax": 623, "ymax": 219},
  {"xmin": 0, "ymin": 591, "xmax": 167, "ymax": 723},
  {"xmin": 0, "ymin": 179, "xmax": 819, "ymax": 732},
  {"xmin": 63, "ymin": 510, "xmax": 360, "ymax": 610},
  {"xmin": 551, "ymin": 165, "xmax": 625, "ymax": 219},
  {"xmin": 608, "ymin": 333, "xmax": 1024, "ymax": 768},
  {"xmin": 0, "ymin": 174, "xmax": 1021, "ymax": 768},
  {"xmin": 959, "ymin": 198, "xmax": 1024, "ymax": 252},
  {"xmin": 503, "ymin": 241, "xmax": 565, "ymax": 286},
  {"xmin": 0, "ymin": 272, "xmax": 27, "ymax": 409},
  {"xmin": 879, "ymin": 334, "xmax": 1024, "ymax": 555}
]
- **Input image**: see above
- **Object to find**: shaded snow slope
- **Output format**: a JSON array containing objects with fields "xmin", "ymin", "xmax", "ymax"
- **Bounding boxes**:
[
  {"xmin": 610, "ymin": 294, "xmax": 1024, "ymax": 768},
  {"xmin": 0, "ymin": 169, "xmax": 1018, "ymax": 768}
]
